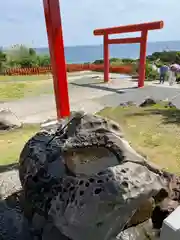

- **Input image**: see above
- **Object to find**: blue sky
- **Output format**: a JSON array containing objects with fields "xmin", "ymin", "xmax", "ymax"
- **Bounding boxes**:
[{"xmin": 0, "ymin": 0, "xmax": 179, "ymax": 47}]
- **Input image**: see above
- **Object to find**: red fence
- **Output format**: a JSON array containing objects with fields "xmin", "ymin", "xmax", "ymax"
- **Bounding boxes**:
[{"xmin": 3, "ymin": 64, "xmax": 132, "ymax": 76}]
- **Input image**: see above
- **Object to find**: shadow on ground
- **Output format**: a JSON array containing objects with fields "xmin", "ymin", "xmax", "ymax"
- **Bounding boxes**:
[
  {"xmin": 71, "ymin": 82, "xmax": 137, "ymax": 94},
  {"xmin": 127, "ymin": 107, "xmax": 180, "ymax": 125},
  {"xmin": 0, "ymin": 163, "xmax": 18, "ymax": 173}
]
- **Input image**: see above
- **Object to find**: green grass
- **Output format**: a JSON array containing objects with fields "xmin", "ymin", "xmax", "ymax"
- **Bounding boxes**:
[
  {"xmin": 0, "ymin": 124, "xmax": 40, "ymax": 165},
  {"xmin": 0, "ymin": 79, "xmax": 54, "ymax": 101},
  {"xmin": 98, "ymin": 104, "xmax": 180, "ymax": 174},
  {"xmin": 0, "ymin": 74, "xmax": 52, "ymax": 82}
]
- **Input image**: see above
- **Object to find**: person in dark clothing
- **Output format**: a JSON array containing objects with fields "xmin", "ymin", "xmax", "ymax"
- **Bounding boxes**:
[{"xmin": 159, "ymin": 65, "xmax": 169, "ymax": 84}]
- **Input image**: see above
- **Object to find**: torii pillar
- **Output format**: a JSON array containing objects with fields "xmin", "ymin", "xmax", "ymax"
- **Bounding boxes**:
[{"xmin": 43, "ymin": 0, "xmax": 70, "ymax": 119}]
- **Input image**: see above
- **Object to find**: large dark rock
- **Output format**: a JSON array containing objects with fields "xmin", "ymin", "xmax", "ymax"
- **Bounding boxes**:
[
  {"xmin": 47, "ymin": 162, "xmax": 164, "ymax": 240},
  {"xmin": 42, "ymin": 222, "xmax": 71, "ymax": 240},
  {"xmin": 1, "ymin": 111, "xmax": 180, "ymax": 239},
  {"xmin": 18, "ymin": 112, "xmax": 174, "ymax": 240},
  {"xmin": 0, "ymin": 198, "xmax": 32, "ymax": 240}
]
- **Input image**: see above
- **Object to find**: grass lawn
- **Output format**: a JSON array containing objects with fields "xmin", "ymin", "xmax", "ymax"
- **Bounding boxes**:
[
  {"xmin": 0, "ymin": 124, "xmax": 40, "ymax": 165},
  {"xmin": 0, "ymin": 74, "xmax": 52, "ymax": 82},
  {"xmin": 99, "ymin": 104, "xmax": 180, "ymax": 174},
  {"xmin": 0, "ymin": 79, "xmax": 54, "ymax": 101},
  {"xmin": 0, "ymin": 74, "xmax": 54, "ymax": 101}
]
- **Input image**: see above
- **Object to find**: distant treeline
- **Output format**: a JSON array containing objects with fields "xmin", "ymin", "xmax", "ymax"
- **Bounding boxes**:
[
  {"xmin": 93, "ymin": 51, "xmax": 180, "ymax": 66},
  {"xmin": 0, "ymin": 45, "xmax": 50, "ymax": 74},
  {"xmin": 1, "ymin": 44, "xmax": 180, "ymax": 79}
]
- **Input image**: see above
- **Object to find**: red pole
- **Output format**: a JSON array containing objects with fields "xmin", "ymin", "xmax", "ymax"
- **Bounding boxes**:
[
  {"xmin": 104, "ymin": 34, "xmax": 109, "ymax": 82},
  {"xmin": 138, "ymin": 30, "xmax": 148, "ymax": 88},
  {"xmin": 43, "ymin": 0, "xmax": 70, "ymax": 119}
]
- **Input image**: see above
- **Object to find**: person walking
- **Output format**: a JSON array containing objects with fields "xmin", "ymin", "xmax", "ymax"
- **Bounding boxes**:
[
  {"xmin": 159, "ymin": 64, "xmax": 169, "ymax": 84},
  {"xmin": 168, "ymin": 65, "xmax": 176, "ymax": 86}
]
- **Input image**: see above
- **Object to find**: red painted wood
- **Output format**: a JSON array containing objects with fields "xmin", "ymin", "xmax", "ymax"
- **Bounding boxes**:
[
  {"xmin": 43, "ymin": 0, "xmax": 70, "ymax": 119},
  {"xmin": 138, "ymin": 30, "xmax": 148, "ymax": 88},
  {"xmin": 94, "ymin": 21, "xmax": 163, "ymax": 35},
  {"xmin": 108, "ymin": 37, "xmax": 141, "ymax": 45},
  {"xmin": 104, "ymin": 34, "xmax": 109, "ymax": 82},
  {"xmin": 94, "ymin": 21, "xmax": 164, "ymax": 86}
]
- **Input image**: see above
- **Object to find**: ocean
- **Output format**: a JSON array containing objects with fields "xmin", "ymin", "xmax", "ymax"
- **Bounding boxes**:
[{"xmin": 35, "ymin": 41, "xmax": 180, "ymax": 63}]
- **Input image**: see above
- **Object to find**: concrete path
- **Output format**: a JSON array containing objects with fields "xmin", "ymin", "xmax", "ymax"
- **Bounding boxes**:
[{"xmin": 1, "ymin": 72, "xmax": 180, "ymax": 123}]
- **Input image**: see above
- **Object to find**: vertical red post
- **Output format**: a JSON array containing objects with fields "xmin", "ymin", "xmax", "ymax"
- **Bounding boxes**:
[
  {"xmin": 43, "ymin": 0, "xmax": 70, "ymax": 119},
  {"xmin": 104, "ymin": 34, "xmax": 109, "ymax": 82},
  {"xmin": 138, "ymin": 30, "xmax": 148, "ymax": 88}
]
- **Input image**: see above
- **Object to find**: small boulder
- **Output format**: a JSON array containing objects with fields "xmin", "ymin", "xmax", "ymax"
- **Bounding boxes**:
[
  {"xmin": 139, "ymin": 98, "xmax": 158, "ymax": 107},
  {"xmin": 165, "ymin": 101, "xmax": 177, "ymax": 109},
  {"xmin": 119, "ymin": 101, "xmax": 136, "ymax": 107},
  {"xmin": 0, "ymin": 109, "xmax": 22, "ymax": 131},
  {"xmin": 0, "ymin": 169, "xmax": 22, "ymax": 199}
]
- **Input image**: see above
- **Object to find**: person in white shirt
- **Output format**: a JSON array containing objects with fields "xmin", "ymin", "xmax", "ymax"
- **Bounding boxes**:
[{"xmin": 168, "ymin": 66, "xmax": 176, "ymax": 86}]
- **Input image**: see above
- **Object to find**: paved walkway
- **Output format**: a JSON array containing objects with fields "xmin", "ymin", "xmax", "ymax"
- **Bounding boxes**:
[{"xmin": 1, "ymin": 73, "xmax": 180, "ymax": 123}]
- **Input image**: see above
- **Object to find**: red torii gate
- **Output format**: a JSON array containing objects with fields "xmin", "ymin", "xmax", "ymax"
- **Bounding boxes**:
[
  {"xmin": 42, "ymin": 0, "xmax": 164, "ymax": 119},
  {"xmin": 94, "ymin": 21, "xmax": 164, "ymax": 88},
  {"xmin": 43, "ymin": 0, "xmax": 70, "ymax": 119}
]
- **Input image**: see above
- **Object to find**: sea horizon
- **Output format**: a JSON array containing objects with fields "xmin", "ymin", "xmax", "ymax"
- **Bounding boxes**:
[
  {"xmin": 35, "ymin": 40, "xmax": 180, "ymax": 63},
  {"xmin": 2, "ymin": 40, "xmax": 180, "ymax": 64}
]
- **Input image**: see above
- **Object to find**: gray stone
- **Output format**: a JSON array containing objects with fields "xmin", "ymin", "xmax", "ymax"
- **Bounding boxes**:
[
  {"xmin": 139, "ymin": 98, "xmax": 158, "ymax": 107},
  {"xmin": 41, "ymin": 119, "xmax": 59, "ymax": 131},
  {"xmin": 126, "ymin": 198, "xmax": 155, "ymax": 228},
  {"xmin": 117, "ymin": 220, "xmax": 160, "ymax": 240},
  {"xmin": 0, "ymin": 109, "xmax": 22, "ymax": 131},
  {"xmin": 32, "ymin": 213, "xmax": 46, "ymax": 231},
  {"xmin": 42, "ymin": 221, "xmax": 71, "ymax": 240},
  {"xmin": 165, "ymin": 101, "xmax": 177, "ymax": 109},
  {"xmin": 18, "ymin": 111, "xmax": 179, "ymax": 240},
  {"xmin": 18, "ymin": 130, "xmax": 67, "ymax": 188},
  {"xmin": 119, "ymin": 101, "xmax": 136, "ymax": 107},
  {"xmin": 48, "ymin": 162, "xmax": 165, "ymax": 240},
  {"xmin": 0, "ymin": 169, "xmax": 21, "ymax": 199},
  {"xmin": 0, "ymin": 200, "xmax": 32, "ymax": 240}
]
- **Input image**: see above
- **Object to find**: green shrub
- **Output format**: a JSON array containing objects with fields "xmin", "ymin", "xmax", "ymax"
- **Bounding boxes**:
[
  {"xmin": 176, "ymin": 74, "xmax": 180, "ymax": 83},
  {"xmin": 145, "ymin": 64, "xmax": 159, "ymax": 81},
  {"xmin": 93, "ymin": 59, "xmax": 104, "ymax": 64}
]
